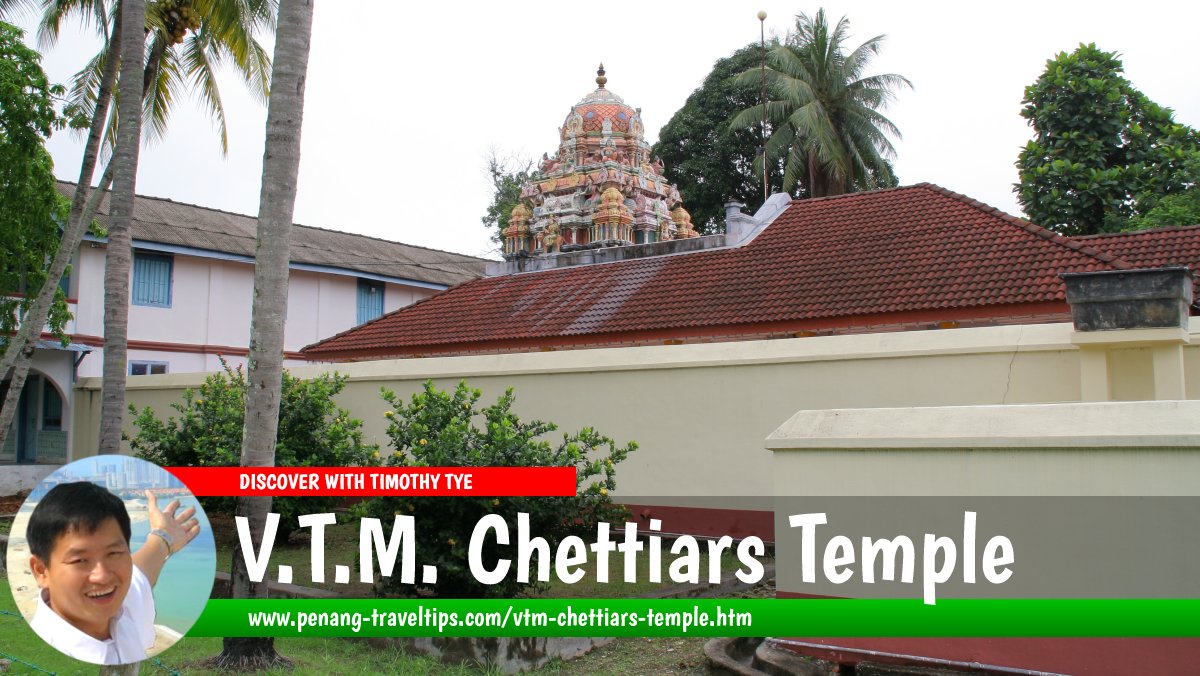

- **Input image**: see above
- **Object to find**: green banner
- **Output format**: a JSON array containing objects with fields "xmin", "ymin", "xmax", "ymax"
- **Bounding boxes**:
[{"xmin": 187, "ymin": 598, "xmax": 1200, "ymax": 638}]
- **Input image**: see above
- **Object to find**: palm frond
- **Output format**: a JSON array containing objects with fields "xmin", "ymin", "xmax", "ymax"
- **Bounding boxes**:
[
  {"xmin": 37, "ymin": 0, "xmax": 107, "ymax": 48},
  {"xmin": 0, "ymin": 0, "xmax": 42, "ymax": 22},
  {"xmin": 729, "ymin": 103, "xmax": 766, "ymax": 132},
  {"xmin": 142, "ymin": 33, "xmax": 183, "ymax": 146},
  {"xmin": 853, "ymin": 73, "xmax": 912, "ymax": 98},
  {"xmin": 842, "ymin": 35, "xmax": 886, "ymax": 79},
  {"xmin": 66, "ymin": 47, "xmax": 107, "ymax": 132},
  {"xmin": 782, "ymin": 141, "xmax": 808, "ymax": 191},
  {"xmin": 850, "ymin": 106, "xmax": 904, "ymax": 146},
  {"xmin": 181, "ymin": 30, "xmax": 228, "ymax": 153},
  {"xmin": 192, "ymin": 0, "xmax": 272, "ymax": 100}
]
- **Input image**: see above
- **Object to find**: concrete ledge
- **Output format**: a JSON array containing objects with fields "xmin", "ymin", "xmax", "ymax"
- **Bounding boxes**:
[
  {"xmin": 767, "ymin": 400, "xmax": 1200, "ymax": 450},
  {"xmin": 1071, "ymin": 326, "xmax": 1190, "ymax": 346},
  {"xmin": 0, "ymin": 465, "xmax": 57, "ymax": 496},
  {"xmin": 85, "ymin": 322, "xmax": 1108, "ymax": 390}
]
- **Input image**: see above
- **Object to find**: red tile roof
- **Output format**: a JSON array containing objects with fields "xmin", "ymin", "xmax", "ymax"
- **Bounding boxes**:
[
  {"xmin": 304, "ymin": 184, "xmax": 1154, "ymax": 359},
  {"xmin": 1074, "ymin": 226, "xmax": 1200, "ymax": 296}
]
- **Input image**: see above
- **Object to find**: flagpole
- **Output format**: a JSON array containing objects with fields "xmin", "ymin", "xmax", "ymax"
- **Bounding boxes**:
[{"xmin": 758, "ymin": 10, "xmax": 768, "ymax": 203}]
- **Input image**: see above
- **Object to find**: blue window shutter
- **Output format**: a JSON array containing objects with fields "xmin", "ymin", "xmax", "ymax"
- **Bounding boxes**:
[
  {"xmin": 42, "ymin": 383, "xmax": 63, "ymax": 430},
  {"xmin": 132, "ymin": 252, "xmax": 173, "ymax": 307},
  {"xmin": 357, "ymin": 279, "xmax": 384, "ymax": 324}
]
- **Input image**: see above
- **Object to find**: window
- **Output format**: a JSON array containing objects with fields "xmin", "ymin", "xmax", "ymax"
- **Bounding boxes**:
[
  {"xmin": 132, "ymin": 251, "xmax": 173, "ymax": 307},
  {"xmin": 357, "ymin": 278, "xmax": 384, "ymax": 324},
  {"xmin": 42, "ymin": 382, "xmax": 62, "ymax": 430},
  {"xmin": 129, "ymin": 361, "xmax": 168, "ymax": 376}
]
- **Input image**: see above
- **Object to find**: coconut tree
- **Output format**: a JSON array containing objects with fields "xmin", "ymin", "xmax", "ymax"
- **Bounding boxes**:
[
  {"xmin": 96, "ymin": 0, "xmax": 145, "ymax": 454},
  {"xmin": 210, "ymin": 0, "xmax": 311, "ymax": 668},
  {"xmin": 732, "ymin": 9, "xmax": 910, "ymax": 197}
]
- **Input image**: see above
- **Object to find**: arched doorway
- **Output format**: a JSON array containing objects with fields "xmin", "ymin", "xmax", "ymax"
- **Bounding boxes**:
[{"xmin": 3, "ymin": 371, "xmax": 67, "ymax": 464}]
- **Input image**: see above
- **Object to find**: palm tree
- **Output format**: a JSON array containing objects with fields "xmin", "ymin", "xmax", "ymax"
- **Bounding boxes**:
[
  {"xmin": 212, "ymin": 0, "xmax": 311, "ymax": 668},
  {"xmin": 97, "ymin": 0, "xmax": 145, "ymax": 454},
  {"xmin": 732, "ymin": 9, "xmax": 911, "ymax": 197}
]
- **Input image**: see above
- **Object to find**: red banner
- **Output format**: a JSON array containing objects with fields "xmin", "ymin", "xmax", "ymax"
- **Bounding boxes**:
[{"xmin": 166, "ymin": 467, "xmax": 577, "ymax": 497}]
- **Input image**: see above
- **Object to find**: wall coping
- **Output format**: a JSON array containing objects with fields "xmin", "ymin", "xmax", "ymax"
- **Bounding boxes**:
[
  {"xmin": 1071, "ymin": 326, "xmax": 1191, "ymax": 347},
  {"xmin": 766, "ymin": 400, "xmax": 1200, "ymax": 451},
  {"xmin": 70, "ymin": 321, "xmax": 1092, "ymax": 390},
  {"xmin": 76, "ymin": 317, "xmax": 1200, "ymax": 391}
]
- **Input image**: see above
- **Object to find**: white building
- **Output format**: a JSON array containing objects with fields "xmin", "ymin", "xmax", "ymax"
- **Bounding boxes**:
[{"xmin": 0, "ymin": 183, "xmax": 486, "ymax": 485}]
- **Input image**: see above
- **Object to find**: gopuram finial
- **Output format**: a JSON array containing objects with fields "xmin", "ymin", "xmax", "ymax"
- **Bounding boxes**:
[{"xmin": 596, "ymin": 63, "xmax": 607, "ymax": 88}]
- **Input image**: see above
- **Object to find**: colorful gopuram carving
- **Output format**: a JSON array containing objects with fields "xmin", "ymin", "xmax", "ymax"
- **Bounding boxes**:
[{"xmin": 504, "ymin": 65, "xmax": 697, "ymax": 259}]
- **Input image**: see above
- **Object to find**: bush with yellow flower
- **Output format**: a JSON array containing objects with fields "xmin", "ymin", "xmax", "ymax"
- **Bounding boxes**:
[{"xmin": 366, "ymin": 380, "xmax": 636, "ymax": 599}]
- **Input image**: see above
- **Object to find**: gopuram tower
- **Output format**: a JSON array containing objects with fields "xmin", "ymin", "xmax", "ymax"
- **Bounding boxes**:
[{"xmin": 503, "ymin": 65, "xmax": 698, "ymax": 260}]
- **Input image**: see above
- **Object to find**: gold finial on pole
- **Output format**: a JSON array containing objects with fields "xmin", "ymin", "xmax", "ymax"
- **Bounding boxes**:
[{"xmin": 596, "ymin": 63, "xmax": 607, "ymax": 88}]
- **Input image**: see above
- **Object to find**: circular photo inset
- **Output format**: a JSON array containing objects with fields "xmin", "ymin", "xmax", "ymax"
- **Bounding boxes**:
[{"xmin": 6, "ymin": 455, "xmax": 215, "ymax": 665}]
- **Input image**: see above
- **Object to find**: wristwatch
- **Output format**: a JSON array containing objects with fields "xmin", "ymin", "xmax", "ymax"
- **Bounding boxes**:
[{"xmin": 149, "ymin": 528, "xmax": 175, "ymax": 558}]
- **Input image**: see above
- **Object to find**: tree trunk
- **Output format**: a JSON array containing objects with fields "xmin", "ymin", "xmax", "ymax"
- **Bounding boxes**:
[
  {"xmin": 97, "ymin": 0, "xmax": 147, "ymax": 454},
  {"xmin": 0, "ymin": 342, "xmax": 36, "ymax": 452},
  {"xmin": 142, "ymin": 32, "xmax": 168, "ymax": 97},
  {"xmin": 808, "ymin": 148, "xmax": 826, "ymax": 198},
  {"xmin": 210, "ymin": 0, "xmax": 313, "ymax": 669}
]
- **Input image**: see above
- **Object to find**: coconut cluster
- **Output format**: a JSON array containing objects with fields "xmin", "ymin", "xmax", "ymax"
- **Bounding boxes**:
[{"xmin": 154, "ymin": 0, "xmax": 201, "ymax": 45}]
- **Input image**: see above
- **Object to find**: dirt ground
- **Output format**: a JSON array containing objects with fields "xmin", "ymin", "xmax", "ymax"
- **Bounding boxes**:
[{"xmin": 0, "ymin": 490, "xmax": 28, "ymax": 513}]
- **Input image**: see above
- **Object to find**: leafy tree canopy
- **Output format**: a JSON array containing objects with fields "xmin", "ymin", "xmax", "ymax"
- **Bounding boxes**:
[
  {"xmin": 652, "ymin": 43, "xmax": 780, "ymax": 235},
  {"xmin": 0, "ymin": 21, "xmax": 70, "ymax": 347},
  {"xmin": 1121, "ymin": 152, "xmax": 1200, "ymax": 231},
  {"xmin": 1016, "ymin": 43, "xmax": 1200, "ymax": 235},
  {"xmin": 481, "ymin": 151, "xmax": 539, "ymax": 247}
]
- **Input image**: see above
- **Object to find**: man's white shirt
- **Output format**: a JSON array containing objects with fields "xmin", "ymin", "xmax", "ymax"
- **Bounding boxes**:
[{"xmin": 30, "ymin": 565, "xmax": 156, "ymax": 665}]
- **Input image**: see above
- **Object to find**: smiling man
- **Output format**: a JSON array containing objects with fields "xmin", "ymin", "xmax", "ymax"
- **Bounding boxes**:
[{"xmin": 26, "ymin": 482, "xmax": 200, "ymax": 665}]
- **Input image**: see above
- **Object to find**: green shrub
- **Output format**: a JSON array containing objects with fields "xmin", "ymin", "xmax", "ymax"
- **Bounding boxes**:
[
  {"xmin": 129, "ymin": 361, "xmax": 379, "ymax": 542},
  {"xmin": 365, "ymin": 380, "xmax": 636, "ymax": 599}
]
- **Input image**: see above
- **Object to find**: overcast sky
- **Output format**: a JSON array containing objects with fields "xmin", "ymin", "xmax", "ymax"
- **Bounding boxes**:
[{"xmin": 13, "ymin": 1, "xmax": 1200, "ymax": 261}]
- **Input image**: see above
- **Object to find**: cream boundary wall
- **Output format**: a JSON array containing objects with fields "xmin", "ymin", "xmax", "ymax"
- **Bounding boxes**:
[
  {"xmin": 74, "ymin": 320, "xmax": 1200, "ymax": 498},
  {"xmin": 71, "ymin": 245, "xmax": 437, "ymax": 378}
]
